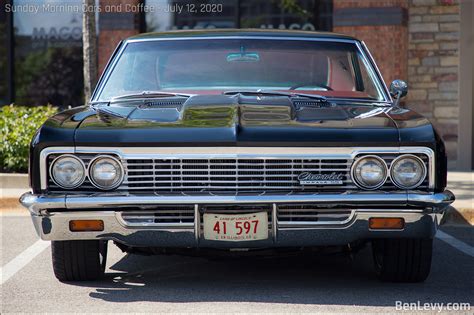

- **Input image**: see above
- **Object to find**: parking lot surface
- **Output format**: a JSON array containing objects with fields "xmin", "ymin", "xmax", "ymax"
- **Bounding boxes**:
[{"xmin": 1, "ymin": 212, "xmax": 472, "ymax": 313}]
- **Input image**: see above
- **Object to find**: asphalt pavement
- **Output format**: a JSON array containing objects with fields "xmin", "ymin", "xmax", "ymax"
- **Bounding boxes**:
[{"xmin": 1, "ymin": 212, "xmax": 473, "ymax": 313}]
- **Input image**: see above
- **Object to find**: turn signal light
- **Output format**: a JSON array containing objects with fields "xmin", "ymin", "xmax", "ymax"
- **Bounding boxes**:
[
  {"xmin": 69, "ymin": 220, "xmax": 104, "ymax": 232},
  {"xmin": 369, "ymin": 217, "xmax": 405, "ymax": 230}
]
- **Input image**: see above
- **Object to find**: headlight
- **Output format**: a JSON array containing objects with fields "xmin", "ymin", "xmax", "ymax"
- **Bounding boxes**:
[
  {"xmin": 390, "ymin": 155, "xmax": 426, "ymax": 189},
  {"xmin": 352, "ymin": 155, "xmax": 388, "ymax": 190},
  {"xmin": 89, "ymin": 155, "xmax": 124, "ymax": 190},
  {"xmin": 50, "ymin": 155, "xmax": 86, "ymax": 189}
]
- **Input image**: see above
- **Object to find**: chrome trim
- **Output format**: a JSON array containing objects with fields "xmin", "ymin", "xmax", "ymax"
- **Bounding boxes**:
[
  {"xmin": 194, "ymin": 204, "xmax": 200, "ymax": 243},
  {"xmin": 125, "ymin": 36, "xmax": 359, "ymax": 44},
  {"xmin": 92, "ymin": 36, "xmax": 391, "ymax": 103},
  {"xmin": 356, "ymin": 208, "xmax": 424, "ymax": 213},
  {"xmin": 88, "ymin": 155, "xmax": 125, "ymax": 190},
  {"xmin": 272, "ymin": 203, "xmax": 278, "ymax": 242},
  {"xmin": 20, "ymin": 191, "xmax": 455, "ymax": 216},
  {"xmin": 20, "ymin": 193, "xmax": 66, "ymax": 213},
  {"xmin": 277, "ymin": 209, "xmax": 356, "ymax": 228},
  {"xmin": 40, "ymin": 148, "xmax": 80, "ymax": 189},
  {"xmin": 92, "ymin": 41, "xmax": 129, "ymax": 103},
  {"xmin": 91, "ymin": 40, "xmax": 124, "ymax": 102},
  {"xmin": 400, "ymin": 147, "xmax": 435, "ymax": 189},
  {"xmin": 350, "ymin": 155, "xmax": 389, "ymax": 190},
  {"xmin": 359, "ymin": 41, "xmax": 392, "ymax": 103},
  {"xmin": 48, "ymin": 154, "xmax": 86, "ymax": 189},
  {"xmin": 116, "ymin": 211, "xmax": 194, "ymax": 229},
  {"xmin": 390, "ymin": 154, "xmax": 427, "ymax": 190},
  {"xmin": 39, "ymin": 146, "xmax": 435, "ymax": 190},
  {"xmin": 407, "ymin": 190, "xmax": 455, "ymax": 207}
]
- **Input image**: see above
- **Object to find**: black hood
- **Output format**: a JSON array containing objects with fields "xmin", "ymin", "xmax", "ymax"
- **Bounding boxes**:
[
  {"xmin": 72, "ymin": 94, "xmax": 402, "ymax": 147},
  {"xmin": 29, "ymin": 95, "xmax": 446, "ymax": 193}
]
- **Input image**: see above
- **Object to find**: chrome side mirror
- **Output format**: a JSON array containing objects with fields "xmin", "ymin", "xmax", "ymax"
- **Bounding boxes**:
[{"xmin": 389, "ymin": 79, "xmax": 408, "ymax": 107}]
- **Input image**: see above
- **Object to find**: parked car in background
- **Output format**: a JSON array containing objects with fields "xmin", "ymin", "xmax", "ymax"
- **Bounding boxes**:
[{"xmin": 21, "ymin": 29, "xmax": 454, "ymax": 282}]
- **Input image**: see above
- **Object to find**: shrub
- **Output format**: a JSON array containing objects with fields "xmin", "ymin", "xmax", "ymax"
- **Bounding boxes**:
[{"xmin": 0, "ymin": 104, "xmax": 58, "ymax": 173}]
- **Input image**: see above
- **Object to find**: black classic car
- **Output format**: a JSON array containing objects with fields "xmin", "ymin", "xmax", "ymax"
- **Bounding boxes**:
[{"xmin": 20, "ymin": 29, "xmax": 455, "ymax": 282}]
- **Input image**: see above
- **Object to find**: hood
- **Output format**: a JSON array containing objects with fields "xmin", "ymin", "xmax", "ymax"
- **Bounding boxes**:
[{"xmin": 71, "ymin": 94, "xmax": 419, "ymax": 147}]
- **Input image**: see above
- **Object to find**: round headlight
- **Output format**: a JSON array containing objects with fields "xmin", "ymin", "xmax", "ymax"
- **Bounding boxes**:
[
  {"xmin": 89, "ymin": 155, "xmax": 124, "ymax": 190},
  {"xmin": 352, "ymin": 155, "xmax": 388, "ymax": 190},
  {"xmin": 50, "ymin": 155, "xmax": 86, "ymax": 189},
  {"xmin": 390, "ymin": 155, "xmax": 426, "ymax": 189}
]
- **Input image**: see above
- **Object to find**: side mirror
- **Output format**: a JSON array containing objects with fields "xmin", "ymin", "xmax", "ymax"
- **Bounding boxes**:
[{"xmin": 389, "ymin": 79, "xmax": 408, "ymax": 106}]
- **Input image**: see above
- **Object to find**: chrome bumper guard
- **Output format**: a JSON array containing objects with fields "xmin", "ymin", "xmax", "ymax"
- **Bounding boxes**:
[{"xmin": 20, "ymin": 191, "xmax": 455, "ymax": 247}]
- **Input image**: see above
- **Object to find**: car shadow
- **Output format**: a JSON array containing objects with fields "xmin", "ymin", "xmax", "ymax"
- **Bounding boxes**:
[{"xmin": 77, "ymin": 241, "xmax": 474, "ymax": 307}]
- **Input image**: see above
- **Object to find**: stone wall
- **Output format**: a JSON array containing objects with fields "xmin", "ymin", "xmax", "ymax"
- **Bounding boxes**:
[
  {"xmin": 407, "ymin": 0, "xmax": 460, "ymax": 167},
  {"xmin": 333, "ymin": 0, "xmax": 461, "ymax": 167}
]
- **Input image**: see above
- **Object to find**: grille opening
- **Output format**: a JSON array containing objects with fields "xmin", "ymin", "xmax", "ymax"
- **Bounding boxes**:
[
  {"xmin": 124, "ymin": 157, "xmax": 354, "ymax": 193},
  {"xmin": 120, "ymin": 205, "xmax": 194, "ymax": 227},
  {"xmin": 277, "ymin": 205, "xmax": 353, "ymax": 225}
]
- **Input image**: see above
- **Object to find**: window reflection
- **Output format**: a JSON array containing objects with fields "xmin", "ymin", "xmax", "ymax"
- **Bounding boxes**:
[
  {"xmin": 145, "ymin": 0, "xmax": 332, "ymax": 32},
  {"xmin": 13, "ymin": 0, "xmax": 84, "ymax": 106},
  {"xmin": 0, "ymin": 5, "xmax": 8, "ymax": 104}
]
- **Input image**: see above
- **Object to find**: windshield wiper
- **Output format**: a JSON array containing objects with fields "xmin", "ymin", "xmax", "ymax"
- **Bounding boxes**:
[
  {"xmin": 111, "ymin": 91, "xmax": 192, "ymax": 101},
  {"xmin": 223, "ymin": 89, "xmax": 327, "ymax": 102}
]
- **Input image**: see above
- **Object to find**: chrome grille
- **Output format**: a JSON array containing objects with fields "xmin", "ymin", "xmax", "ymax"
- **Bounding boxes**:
[
  {"xmin": 123, "ymin": 158, "xmax": 354, "ymax": 193},
  {"xmin": 46, "ymin": 152, "xmax": 430, "ymax": 193}
]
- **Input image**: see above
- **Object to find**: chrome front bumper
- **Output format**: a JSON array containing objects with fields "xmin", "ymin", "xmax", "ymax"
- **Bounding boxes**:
[{"xmin": 20, "ymin": 191, "xmax": 455, "ymax": 247}]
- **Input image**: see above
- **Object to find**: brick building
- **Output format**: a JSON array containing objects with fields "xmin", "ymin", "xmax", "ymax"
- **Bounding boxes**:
[{"xmin": 1, "ymin": 0, "xmax": 472, "ymax": 169}]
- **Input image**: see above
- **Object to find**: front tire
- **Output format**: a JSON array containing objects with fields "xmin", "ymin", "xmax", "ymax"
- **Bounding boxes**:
[
  {"xmin": 52, "ymin": 240, "xmax": 107, "ymax": 281},
  {"xmin": 372, "ymin": 238, "xmax": 432, "ymax": 282}
]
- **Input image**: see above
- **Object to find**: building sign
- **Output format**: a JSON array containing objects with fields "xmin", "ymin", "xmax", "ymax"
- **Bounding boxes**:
[{"xmin": 32, "ymin": 26, "xmax": 82, "ymax": 41}]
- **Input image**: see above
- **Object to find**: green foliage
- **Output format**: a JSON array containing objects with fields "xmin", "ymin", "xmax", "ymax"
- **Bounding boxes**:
[
  {"xmin": 0, "ymin": 104, "xmax": 58, "ymax": 172},
  {"xmin": 15, "ymin": 46, "xmax": 84, "ymax": 106},
  {"xmin": 277, "ymin": 0, "xmax": 312, "ymax": 19}
]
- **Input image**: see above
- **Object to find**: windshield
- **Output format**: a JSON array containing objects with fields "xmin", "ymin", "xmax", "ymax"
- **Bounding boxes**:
[{"xmin": 96, "ymin": 39, "xmax": 387, "ymax": 102}]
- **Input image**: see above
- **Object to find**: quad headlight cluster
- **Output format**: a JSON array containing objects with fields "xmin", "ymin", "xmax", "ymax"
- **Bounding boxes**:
[
  {"xmin": 50, "ymin": 155, "xmax": 124, "ymax": 190},
  {"xmin": 351, "ymin": 154, "xmax": 426, "ymax": 190}
]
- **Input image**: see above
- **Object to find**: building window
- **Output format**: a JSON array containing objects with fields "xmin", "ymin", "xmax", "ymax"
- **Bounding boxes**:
[
  {"xmin": 145, "ymin": 0, "xmax": 332, "ymax": 32},
  {"xmin": 13, "ymin": 0, "xmax": 84, "ymax": 107}
]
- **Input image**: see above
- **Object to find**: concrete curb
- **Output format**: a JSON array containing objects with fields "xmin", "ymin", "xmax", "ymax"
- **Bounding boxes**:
[
  {"xmin": 0, "ymin": 173, "xmax": 29, "ymax": 198},
  {"xmin": 0, "ymin": 198, "xmax": 29, "ymax": 217}
]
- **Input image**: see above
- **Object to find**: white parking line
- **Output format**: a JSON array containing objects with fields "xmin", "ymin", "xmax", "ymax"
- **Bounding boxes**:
[
  {"xmin": 436, "ymin": 230, "xmax": 474, "ymax": 258},
  {"xmin": 0, "ymin": 239, "xmax": 50, "ymax": 285}
]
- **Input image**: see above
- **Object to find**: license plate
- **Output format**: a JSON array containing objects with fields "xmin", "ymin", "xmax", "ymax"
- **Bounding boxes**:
[{"xmin": 203, "ymin": 212, "xmax": 268, "ymax": 241}]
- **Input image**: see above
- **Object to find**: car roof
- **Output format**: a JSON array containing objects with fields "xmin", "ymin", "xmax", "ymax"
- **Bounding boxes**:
[{"xmin": 127, "ymin": 29, "xmax": 360, "ymax": 42}]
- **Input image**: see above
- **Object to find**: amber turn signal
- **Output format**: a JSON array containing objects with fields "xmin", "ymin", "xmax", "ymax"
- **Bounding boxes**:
[
  {"xmin": 369, "ymin": 217, "xmax": 405, "ymax": 230},
  {"xmin": 69, "ymin": 220, "xmax": 104, "ymax": 232}
]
